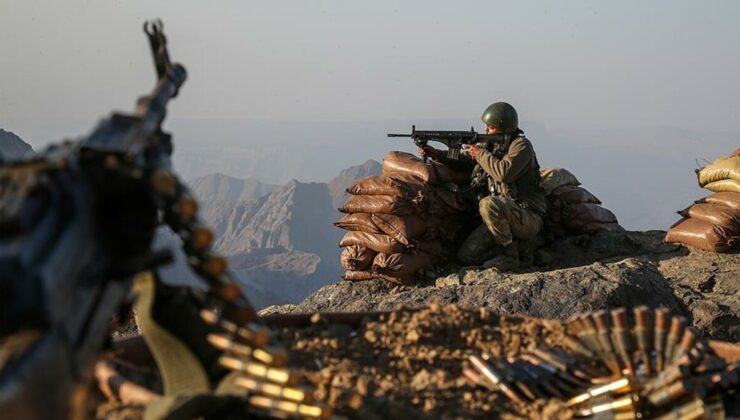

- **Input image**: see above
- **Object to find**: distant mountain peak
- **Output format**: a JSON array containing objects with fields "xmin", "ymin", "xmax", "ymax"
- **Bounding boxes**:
[
  {"xmin": 0, "ymin": 129, "xmax": 34, "ymax": 161},
  {"xmin": 328, "ymin": 159, "xmax": 382, "ymax": 208}
]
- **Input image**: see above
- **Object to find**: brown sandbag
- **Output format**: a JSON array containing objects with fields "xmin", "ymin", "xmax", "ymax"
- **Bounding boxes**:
[
  {"xmin": 382, "ymin": 151, "xmax": 471, "ymax": 185},
  {"xmin": 703, "ymin": 179, "xmax": 740, "ymax": 194},
  {"xmin": 729, "ymin": 147, "xmax": 740, "ymax": 158},
  {"xmin": 339, "ymin": 231, "xmax": 407, "ymax": 254},
  {"xmin": 697, "ymin": 156, "xmax": 740, "ymax": 186},
  {"xmin": 664, "ymin": 218, "xmax": 739, "ymax": 253},
  {"xmin": 338, "ymin": 194, "xmax": 415, "ymax": 216},
  {"xmin": 334, "ymin": 213, "xmax": 382, "ymax": 234},
  {"xmin": 342, "ymin": 270, "xmax": 378, "ymax": 282},
  {"xmin": 371, "ymin": 213, "xmax": 427, "ymax": 246},
  {"xmin": 700, "ymin": 192, "xmax": 740, "ymax": 212},
  {"xmin": 346, "ymin": 174, "xmax": 427, "ymax": 197},
  {"xmin": 551, "ymin": 185, "xmax": 601, "ymax": 205},
  {"xmin": 566, "ymin": 203, "xmax": 618, "ymax": 225},
  {"xmin": 540, "ymin": 167, "xmax": 581, "ymax": 195},
  {"xmin": 372, "ymin": 252, "xmax": 433, "ymax": 286},
  {"xmin": 678, "ymin": 203, "xmax": 740, "ymax": 232},
  {"xmin": 340, "ymin": 245, "xmax": 377, "ymax": 271}
]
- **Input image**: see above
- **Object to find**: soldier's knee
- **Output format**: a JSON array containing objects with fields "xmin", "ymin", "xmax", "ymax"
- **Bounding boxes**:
[{"xmin": 479, "ymin": 196, "xmax": 506, "ymax": 220}]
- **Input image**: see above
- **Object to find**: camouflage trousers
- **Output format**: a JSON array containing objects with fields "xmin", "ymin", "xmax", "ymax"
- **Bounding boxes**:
[{"xmin": 457, "ymin": 196, "xmax": 542, "ymax": 264}]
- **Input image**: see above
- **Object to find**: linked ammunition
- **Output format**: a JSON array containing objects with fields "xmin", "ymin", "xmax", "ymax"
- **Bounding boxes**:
[
  {"xmin": 633, "ymin": 306, "xmax": 653, "ymax": 376},
  {"xmin": 532, "ymin": 348, "xmax": 590, "ymax": 381},
  {"xmin": 150, "ymin": 168, "xmax": 178, "ymax": 196},
  {"xmin": 219, "ymin": 355, "xmax": 301, "ymax": 386},
  {"xmin": 653, "ymin": 397, "xmax": 706, "ymax": 420},
  {"xmin": 497, "ymin": 357, "xmax": 539, "ymax": 401},
  {"xmin": 591, "ymin": 311, "xmax": 624, "ymax": 376},
  {"xmin": 173, "ymin": 194, "xmax": 198, "ymax": 222},
  {"xmin": 207, "ymin": 333, "xmax": 287, "ymax": 366},
  {"xmin": 196, "ymin": 252, "xmax": 229, "ymax": 277},
  {"xmin": 611, "ymin": 308, "xmax": 636, "ymax": 376},
  {"xmin": 672, "ymin": 327, "xmax": 698, "ymax": 362},
  {"xmin": 515, "ymin": 359, "xmax": 565, "ymax": 399},
  {"xmin": 570, "ymin": 315, "xmax": 602, "ymax": 354},
  {"xmin": 520, "ymin": 354, "xmax": 583, "ymax": 390},
  {"xmin": 235, "ymin": 376, "xmax": 314, "ymax": 403},
  {"xmin": 181, "ymin": 223, "xmax": 215, "ymax": 250},
  {"xmin": 463, "ymin": 367, "xmax": 498, "ymax": 391},
  {"xmin": 647, "ymin": 379, "xmax": 705, "ymax": 408},
  {"xmin": 248, "ymin": 395, "xmax": 331, "ymax": 420},
  {"xmin": 469, "ymin": 355, "xmax": 524, "ymax": 403},
  {"xmin": 654, "ymin": 308, "xmax": 671, "ymax": 372},
  {"xmin": 664, "ymin": 316, "xmax": 687, "ymax": 366},
  {"xmin": 567, "ymin": 377, "xmax": 632, "ymax": 407},
  {"xmin": 574, "ymin": 394, "xmax": 638, "ymax": 417},
  {"xmin": 199, "ymin": 309, "xmax": 272, "ymax": 347}
]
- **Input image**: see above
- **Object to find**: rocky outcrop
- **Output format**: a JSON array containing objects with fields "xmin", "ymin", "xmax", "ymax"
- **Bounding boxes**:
[
  {"xmin": 277, "ymin": 231, "xmax": 739, "ymax": 341},
  {"xmin": 158, "ymin": 161, "xmax": 381, "ymax": 308},
  {"xmin": 0, "ymin": 129, "xmax": 33, "ymax": 161}
]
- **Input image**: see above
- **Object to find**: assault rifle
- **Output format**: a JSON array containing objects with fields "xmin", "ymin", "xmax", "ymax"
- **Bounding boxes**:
[
  {"xmin": 387, "ymin": 125, "xmax": 512, "ymax": 162},
  {"xmin": 0, "ymin": 21, "xmax": 265, "ymax": 418}
]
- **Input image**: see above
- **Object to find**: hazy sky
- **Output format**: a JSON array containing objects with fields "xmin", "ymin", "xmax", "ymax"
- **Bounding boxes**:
[{"xmin": 2, "ymin": 0, "xmax": 740, "ymax": 148}]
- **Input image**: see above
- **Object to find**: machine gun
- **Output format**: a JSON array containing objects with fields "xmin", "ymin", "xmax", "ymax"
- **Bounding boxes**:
[
  {"xmin": 0, "ymin": 21, "xmax": 281, "ymax": 418},
  {"xmin": 387, "ymin": 125, "xmax": 513, "ymax": 162}
]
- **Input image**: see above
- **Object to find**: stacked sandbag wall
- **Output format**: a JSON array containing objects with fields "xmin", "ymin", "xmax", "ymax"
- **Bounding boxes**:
[
  {"xmin": 665, "ymin": 151, "xmax": 740, "ymax": 252},
  {"xmin": 335, "ymin": 151, "xmax": 472, "ymax": 286},
  {"xmin": 539, "ymin": 167, "xmax": 624, "ymax": 239}
]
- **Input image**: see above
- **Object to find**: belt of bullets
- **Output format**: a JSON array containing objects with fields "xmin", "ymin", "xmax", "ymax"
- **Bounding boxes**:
[
  {"xmin": 465, "ymin": 307, "xmax": 738, "ymax": 419},
  {"xmin": 152, "ymin": 170, "xmax": 331, "ymax": 419}
]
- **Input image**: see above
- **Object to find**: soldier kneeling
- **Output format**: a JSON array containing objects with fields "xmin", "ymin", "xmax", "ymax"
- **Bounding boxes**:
[{"xmin": 420, "ymin": 102, "xmax": 547, "ymax": 271}]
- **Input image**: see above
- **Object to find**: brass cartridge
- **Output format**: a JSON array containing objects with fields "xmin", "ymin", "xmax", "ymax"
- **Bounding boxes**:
[
  {"xmin": 633, "ymin": 306, "xmax": 653, "ymax": 376},
  {"xmin": 469, "ymin": 355, "xmax": 524, "ymax": 403},
  {"xmin": 611, "ymin": 308, "xmax": 636, "ymax": 376},
  {"xmin": 654, "ymin": 308, "xmax": 670, "ymax": 372},
  {"xmin": 664, "ymin": 316, "xmax": 687, "ymax": 366}
]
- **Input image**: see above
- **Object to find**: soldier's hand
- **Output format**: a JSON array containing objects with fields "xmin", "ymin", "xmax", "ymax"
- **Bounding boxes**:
[
  {"xmin": 463, "ymin": 144, "xmax": 483, "ymax": 158},
  {"xmin": 418, "ymin": 146, "xmax": 439, "ymax": 159}
]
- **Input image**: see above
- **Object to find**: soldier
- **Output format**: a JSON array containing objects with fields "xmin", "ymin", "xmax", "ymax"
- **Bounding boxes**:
[{"xmin": 419, "ymin": 102, "xmax": 547, "ymax": 270}]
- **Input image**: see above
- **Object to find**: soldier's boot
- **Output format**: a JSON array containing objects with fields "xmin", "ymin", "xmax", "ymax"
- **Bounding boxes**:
[
  {"xmin": 483, "ymin": 242, "xmax": 520, "ymax": 272},
  {"xmin": 518, "ymin": 236, "xmax": 542, "ymax": 269}
]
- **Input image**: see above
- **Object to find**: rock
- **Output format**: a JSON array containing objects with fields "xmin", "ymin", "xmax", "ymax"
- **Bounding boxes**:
[{"xmin": 288, "ymin": 231, "xmax": 740, "ymax": 341}]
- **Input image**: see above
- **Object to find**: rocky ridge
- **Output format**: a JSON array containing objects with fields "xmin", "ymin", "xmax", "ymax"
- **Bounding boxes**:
[{"xmin": 266, "ymin": 230, "xmax": 740, "ymax": 341}]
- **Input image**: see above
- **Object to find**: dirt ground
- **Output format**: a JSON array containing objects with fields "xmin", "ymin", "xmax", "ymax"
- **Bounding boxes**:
[{"xmin": 278, "ymin": 304, "xmax": 575, "ymax": 419}]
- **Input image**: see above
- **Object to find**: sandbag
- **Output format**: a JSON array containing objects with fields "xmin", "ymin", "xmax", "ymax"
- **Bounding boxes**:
[
  {"xmin": 334, "ymin": 213, "xmax": 382, "ymax": 234},
  {"xmin": 729, "ymin": 147, "xmax": 740, "ymax": 158},
  {"xmin": 664, "ymin": 218, "xmax": 739, "ymax": 253},
  {"xmin": 566, "ymin": 203, "xmax": 618, "ymax": 225},
  {"xmin": 346, "ymin": 174, "xmax": 426, "ymax": 197},
  {"xmin": 431, "ymin": 187, "xmax": 468, "ymax": 212},
  {"xmin": 338, "ymin": 194, "xmax": 415, "ymax": 215},
  {"xmin": 371, "ymin": 213, "xmax": 427, "ymax": 246},
  {"xmin": 339, "ymin": 231, "xmax": 407, "ymax": 254},
  {"xmin": 698, "ymin": 156, "xmax": 740, "ymax": 186},
  {"xmin": 540, "ymin": 167, "xmax": 581, "ymax": 195},
  {"xmin": 372, "ymin": 252, "xmax": 433, "ymax": 286},
  {"xmin": 579, "ymin": 222, "xmax": 625, "ymax": 234},
  {"xmin": 382, "ymin": 151, "xmax": 470, "ymax": 185},
  {"xmin": 551, "ymin": 185, "xmax": 601, "ymax": 205},
  {"xmin": 678, "ymin": 203, "xmax": 740, "ymax": 231},
  {"xmin": 340, "ymin": 245, "xmax": 377, "ymax": 271},
  {"xmin": 700, "ymin": 192, "xmax": 740, "ymax": 212},
  {"xmin": 342, "ymin": 270, "xmax": 378, "ymax": 282},
  {"xmin": 703, "ymin": 179, "xmax": 740, "ymax": 194}
]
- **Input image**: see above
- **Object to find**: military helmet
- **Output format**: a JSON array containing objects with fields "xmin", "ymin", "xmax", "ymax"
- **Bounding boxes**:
[{"xmin": 481, "ymin": 102, "xmax": 518, "ymax": 133}]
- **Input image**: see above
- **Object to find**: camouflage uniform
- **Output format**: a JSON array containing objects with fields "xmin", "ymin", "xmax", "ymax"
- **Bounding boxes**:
[{"xmin": 455, "ymin": 133, "xmax": 547, "ymax": 265}]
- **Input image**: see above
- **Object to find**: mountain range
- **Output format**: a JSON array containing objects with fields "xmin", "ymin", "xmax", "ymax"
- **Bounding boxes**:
[{"xmin": 158, "ymin": 160, "xmax": 382, "ymax": 308}]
